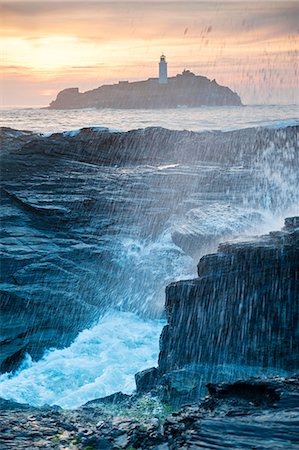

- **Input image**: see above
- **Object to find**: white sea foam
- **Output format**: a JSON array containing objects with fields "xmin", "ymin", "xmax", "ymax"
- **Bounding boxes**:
[
  {"xmin": 1, "ymin": 104, "xmax": 297, "ymax": 134},
  {"xmin": 0, "ymin": 312, "xmax": 164, "ymax": 409}
]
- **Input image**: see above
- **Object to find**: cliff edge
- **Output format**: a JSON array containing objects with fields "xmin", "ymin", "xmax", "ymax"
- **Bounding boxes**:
[
  {"xmin": 48, "ymin": 71, "xmax": 242, "ymax": 109},
  {"xmin": 160, "ymin": 217, "xmax": 298, "ymax": 373},
  {"xmin": 136, "ymin": 217, "xmax": 299, "ymax": 403}
]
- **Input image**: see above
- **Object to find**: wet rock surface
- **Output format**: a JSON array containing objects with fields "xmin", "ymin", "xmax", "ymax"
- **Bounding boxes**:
[
  {"xmin": 158, "ymin": 217, "xmax": 299, "ymax": 387},
  {"xmin": 10, "ymin": 125, "xmax": 298, "ymax": 167},
  {"xmin": 0, "ymin": 375, "xmax": 298, "ymax": 449},
  {"xmin": 1, "ymin": 125, "xmax": 298, "ymax": 372}
]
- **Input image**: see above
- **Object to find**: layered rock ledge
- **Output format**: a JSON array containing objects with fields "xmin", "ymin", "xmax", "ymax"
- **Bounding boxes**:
[{"xmin": 0, "ymin": 126, "xmax": 298, "ymax": 373}]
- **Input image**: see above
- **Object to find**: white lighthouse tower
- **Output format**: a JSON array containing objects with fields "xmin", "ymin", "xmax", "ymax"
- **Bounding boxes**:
[{"xmin": 159, "ymin": 54, "xmax": 168, "ymax": 84}]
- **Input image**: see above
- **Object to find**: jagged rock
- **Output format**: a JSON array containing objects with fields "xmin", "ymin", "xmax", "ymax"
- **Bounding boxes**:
[
  {"xmin": 83, "ymin": 392, "xmax": 132, "ymax": 407},
  {"xmin": 16, "ymin": 125, "xmax": 298, "ymax": 167},
  {"xmin": 0, "ymin": 376, "xmax": 298, "ymax": 449},
  {"xmin": 135, "ymin": 367, "xmax": 159, "ymax": 393},
  {"xmin": 159, "ymin": 218, "xmax": 299, "ymax": 387},
  {"xmin": 160, "ymin": 368, "xmax": 202, "ymax": 404},
  {"xmin": 0, "ymin": 126, "xmax": 298, "ymax": 372},
  {"xmin": 206, "ymin": 379, "xmax": 281, "ymax": 405}
]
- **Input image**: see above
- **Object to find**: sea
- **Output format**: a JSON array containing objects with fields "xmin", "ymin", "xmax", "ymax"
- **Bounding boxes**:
[
  {"xmin": 0, "ymin": 104, "xmax": 298, "ymax": 409},
  {"xmin": 1, "ymin": 104, "xmax": 298, "ymax": 134}
]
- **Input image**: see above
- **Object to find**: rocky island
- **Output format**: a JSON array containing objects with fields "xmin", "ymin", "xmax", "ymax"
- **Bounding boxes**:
[{"xmin": 48, "ymin": 55, "xmax": 242, "ymax": 109}]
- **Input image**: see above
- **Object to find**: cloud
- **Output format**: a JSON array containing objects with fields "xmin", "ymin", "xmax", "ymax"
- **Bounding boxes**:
[
  {"xmin": 2, "ymin": 1, "xmax": 298, "ymax": 42},
  {"xmin": 1, "ymin": 1, "xmax": 298, "ymax": 106}
]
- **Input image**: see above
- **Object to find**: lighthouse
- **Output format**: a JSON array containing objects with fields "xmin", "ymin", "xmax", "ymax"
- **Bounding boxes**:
[{"xmin": 159, "ymin": 54, "xmax": 168, "ymax": 84}]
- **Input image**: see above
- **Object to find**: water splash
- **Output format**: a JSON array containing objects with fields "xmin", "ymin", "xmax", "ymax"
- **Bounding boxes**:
[
  {"xmin": 0, "ymin": 120, "xmax": 297, "ymax": 409},
  {"xmin": 0, "ymin": 312, "xmax": 164, "ymax": 409}
]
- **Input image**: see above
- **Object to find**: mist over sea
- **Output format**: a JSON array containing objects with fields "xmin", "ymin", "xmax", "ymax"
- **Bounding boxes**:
[{"xmin": 1, "ymin": 104, "xmax": 298, "ymax": 134}]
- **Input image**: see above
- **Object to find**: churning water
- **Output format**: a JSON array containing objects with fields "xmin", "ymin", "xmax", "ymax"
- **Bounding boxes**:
[
  {"xmin": 0, "ymin": 312, "xmax": 164, "ymax": 409},
  {"xmin": 0, "ymin": 106, "xmax": 298, "ymax": 408}
]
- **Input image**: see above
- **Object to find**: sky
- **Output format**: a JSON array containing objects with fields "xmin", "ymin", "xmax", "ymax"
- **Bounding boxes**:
[{"xmin": 1, "ymin": 1, "xmax": 298, "ymax": 107}]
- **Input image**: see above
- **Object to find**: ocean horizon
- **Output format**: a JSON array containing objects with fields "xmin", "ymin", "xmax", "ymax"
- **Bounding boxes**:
[{"xmin": 1, "ymin": 104, "xmax": 298, "ymax": 134}]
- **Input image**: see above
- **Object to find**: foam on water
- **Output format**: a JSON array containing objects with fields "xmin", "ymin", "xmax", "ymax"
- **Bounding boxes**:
[
  {"xmin": 0, "ymin": 107, "xmax": 297, "ymax": 409},
  {"xmin": 0, "ymin": 312, "xmax": 164, "ymax": 409}
]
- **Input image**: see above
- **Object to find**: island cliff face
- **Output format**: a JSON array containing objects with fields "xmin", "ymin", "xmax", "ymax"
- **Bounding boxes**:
[{"xmin": 48, "ymin": 72, "xmax": 242, "ymax": 109}]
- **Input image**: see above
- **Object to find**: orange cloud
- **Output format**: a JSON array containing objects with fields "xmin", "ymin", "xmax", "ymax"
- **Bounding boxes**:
[{"xmin": 1, "ymin": 1, "xmax": 298, "ymax": 106}]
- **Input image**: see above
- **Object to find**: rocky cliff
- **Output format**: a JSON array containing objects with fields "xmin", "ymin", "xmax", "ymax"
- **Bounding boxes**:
[
  {"xmin": 1, "ymin": 375, "xmax": 298, "ymax": 449},
  {"xmin": 1, "ymin": 125, "xmax": 298, "ymax": 449},
  {"xmin": 48, "ymin": 72, "xmax": 242, "ymax": 109},
  {"xmin": 0, "ymin": 126, "xmax": 298, "ymax": 373}
]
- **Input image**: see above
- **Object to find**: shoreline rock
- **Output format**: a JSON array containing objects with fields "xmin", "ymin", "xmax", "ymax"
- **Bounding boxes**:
[
  {"xmin": 139, "ymin": 217, "xmax": 298, "ymax": 404},
  {"xmin": 0, "ymin": 375, "xmax": 298, "ymax": 449}
]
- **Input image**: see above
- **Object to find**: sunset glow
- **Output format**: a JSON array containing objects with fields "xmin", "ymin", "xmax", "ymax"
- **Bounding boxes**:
[{"xmin": 1, "ymin": 1, "xmax": 298, "ymax": 106}]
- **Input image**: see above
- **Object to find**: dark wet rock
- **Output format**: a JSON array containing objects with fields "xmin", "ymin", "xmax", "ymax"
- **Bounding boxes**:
[
  {"xmin": 159, "ymin": 218, "xmax": 299, "ymax": 389},
  {"xmin": 0, "ymin": 345, "xmax": 29, "ymax": 373},
  {"xmin": 0, "ymin": 376, "xmax": 298, "ymax": 449},
  {"xmin": 135, "ymin": 367, "xmax": 159, "ymax": 394},
  {"xmin": 48, "ymin": 72, "xmax": 242, "ymax": 110},
  {"xmin": 0, "ymin": 125, "xmax": 298, "ymax": 372},
  {"xmin": 285, "ymin": 216, "xmax": 299, "ymax": 230},
  {"xmin": 0, "ymin": 398, "xmax": 31, "ymax": 411},
  {"xmin": 83, "ymin": 392, "xmax": 132, "ymax": 407},
  {"xmin": 15, "ymin": 124, "xmax": 298, "ymax": 167},
  {"xmin": 206, "ymin": 379, "xmax": 281, "ymax": 406},
  {"xmin": 160, "ymin": 368, "xmax": 202, "ymax": 405}
]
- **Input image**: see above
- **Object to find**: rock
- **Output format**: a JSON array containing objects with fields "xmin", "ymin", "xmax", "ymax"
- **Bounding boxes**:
[
  {"xmin": 285, "ymin": 216, "xmax": 299, "ymax": 230},
  {"xmin": 161, "ymin": 368, "xmax": 202, "ymax": 405},
  {"xmin": 206, "ymin": 379, "xmax": 281, "ymax": 406},
  {"xmin": 0, "ymin": 344, "xmax": 29, "ymax": 373},
  {"xmin": 0, "ymin": 376, "xmax": 298, "ymax": 449},
  {"xmin": 0, "ymin": 398, "xmax": 31, "ymax": 410},
  {"xmin": 135, "ymin": 367, "xmax": 159, "ymax": 394},
  {"xmin": 159, "ymin": 218, "xmax": 299, "ymax": 393},
  {"xmin": 0, "ymin": 125, "xmax": 298, "ymax": 372},
  {"xmin": 48, "ymin": 72, "xmax": 242, "ymax": 110},
  {"xmin": 8, "ymin": 124, "xmax": 298, "ymax": 168}
]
